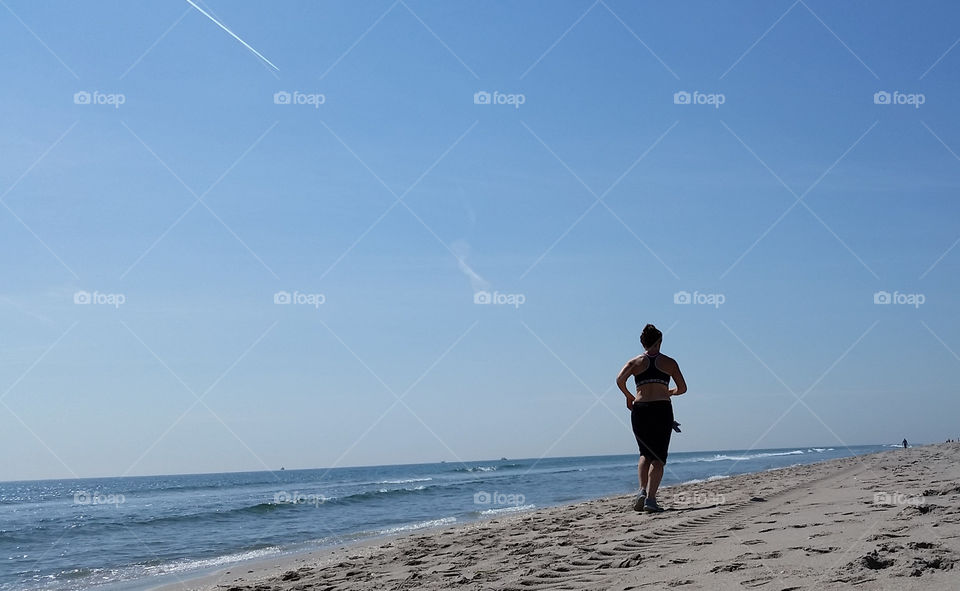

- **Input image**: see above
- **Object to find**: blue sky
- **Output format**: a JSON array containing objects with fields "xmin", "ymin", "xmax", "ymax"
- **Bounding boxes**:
[{"xmin": 2, "ymin": 0, "xmax": 959, "ymax": 481}]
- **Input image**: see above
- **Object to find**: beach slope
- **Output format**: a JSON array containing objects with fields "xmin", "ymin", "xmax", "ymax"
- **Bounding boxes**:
[{"xmin": 161, "ymin": 443, "xmax": 960, "ymax": 590}]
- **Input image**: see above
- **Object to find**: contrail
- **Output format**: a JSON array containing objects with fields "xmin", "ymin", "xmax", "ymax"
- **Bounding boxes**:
[
  {"xmin": 452, "ymin": 240, "xmax": 490, "ymax": 294},
  {"xmin": 185, "ymin": 0, "xmax": 279, "ymax": 70}
]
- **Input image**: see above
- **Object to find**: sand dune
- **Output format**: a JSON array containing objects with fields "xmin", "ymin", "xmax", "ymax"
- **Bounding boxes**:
[{"xmin": 157, "ymin": 443, "xmax": 960, "ymax": 590}]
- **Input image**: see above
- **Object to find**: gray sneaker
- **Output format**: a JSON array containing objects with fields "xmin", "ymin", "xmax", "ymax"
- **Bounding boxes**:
[
  {"xmin": 632, "ymin": 491, "xmax": 646, "ymax": 512},
  {"xmin": 643, "ymin": 498, "xmax": 665, "ymax": 513}
]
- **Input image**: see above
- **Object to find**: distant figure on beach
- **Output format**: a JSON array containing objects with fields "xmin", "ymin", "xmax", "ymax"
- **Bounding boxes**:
[
  {"xmin": 903, "ymin": 438, "xmax": 908, "ymax": 449},
  {"xmin": 617, "ymin": 324, "xmax": 687, "ymax": 513}
]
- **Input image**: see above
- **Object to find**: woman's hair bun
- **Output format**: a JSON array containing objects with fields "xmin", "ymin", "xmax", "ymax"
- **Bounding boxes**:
[{"xmin": 640, "ymin": 324, "xmax": 663, "ymax": 348}]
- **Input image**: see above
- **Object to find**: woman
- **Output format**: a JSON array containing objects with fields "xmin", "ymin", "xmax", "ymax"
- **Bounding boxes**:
[{"xmin": 616, "ymin": 324, "xmax": 687, "ymax": 513}]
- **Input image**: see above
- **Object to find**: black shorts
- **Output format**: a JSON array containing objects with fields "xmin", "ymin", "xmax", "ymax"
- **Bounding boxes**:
[{"xmin": 631, "ymin": 400, "xmax": 674, "ymax": 463}]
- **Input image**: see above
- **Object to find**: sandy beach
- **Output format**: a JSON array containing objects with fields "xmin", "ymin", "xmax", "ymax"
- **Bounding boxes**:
[{"xmin": 154, "ymin": 443, "xmax": 960, "ymax": 591}]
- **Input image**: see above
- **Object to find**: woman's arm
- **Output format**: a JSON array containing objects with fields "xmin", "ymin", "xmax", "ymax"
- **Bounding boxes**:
[
  {"xmin": 616, "ymin": 359, "xmax": 638, "ymax": 407},
  {"xmin": 668, "ymin": 359, "xmax": 687, "ymax": 396}
]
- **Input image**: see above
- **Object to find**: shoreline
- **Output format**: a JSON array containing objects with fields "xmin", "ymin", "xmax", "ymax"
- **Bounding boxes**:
[
  {"xmin": 136, "ymin": 446, "xmax": 861, "ymax": 590},
  {"xmin": 150, "ymin": 443, "xmax": 960, "ymax": 591},
  {"xmin": 142, "ymin": 459, "xmax": 828, "ymax": 591}
]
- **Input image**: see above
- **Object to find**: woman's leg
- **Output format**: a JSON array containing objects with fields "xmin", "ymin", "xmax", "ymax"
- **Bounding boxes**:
[
  {"xmin": 638, "ymin": 455, "xmax": 649, "ymax": 491},
  {"xmin": 646, "ymin": 403, "xmax": 672, "ymax": 503},
  {"xmin": 646, "ymin": 460, "xmax": 665, "ymax": 500}
]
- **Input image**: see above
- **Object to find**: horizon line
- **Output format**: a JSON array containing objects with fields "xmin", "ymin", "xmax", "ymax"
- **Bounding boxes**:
[{"xmin": 0, "ymin": 441, "xmax": 905, "ymax": 484}]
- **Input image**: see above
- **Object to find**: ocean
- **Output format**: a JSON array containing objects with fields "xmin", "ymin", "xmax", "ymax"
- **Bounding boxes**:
[{"xmin": 0, "ymin": 444, "xmax": 896, "ymax": 590}]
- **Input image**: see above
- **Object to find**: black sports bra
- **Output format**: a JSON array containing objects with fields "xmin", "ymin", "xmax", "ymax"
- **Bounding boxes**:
[{"xmin": 634, "ymin": 353, "xmax": 670, "ymax": 387}]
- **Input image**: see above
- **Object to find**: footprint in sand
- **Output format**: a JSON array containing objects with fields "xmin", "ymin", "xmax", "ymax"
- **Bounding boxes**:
[
  {"xmin": 710, "ymin": 562, "xmax": 746, "ymax": 573},
  {"xmin": 739, "ymin": 575, "xmax": 774, "ymax": 587}
]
